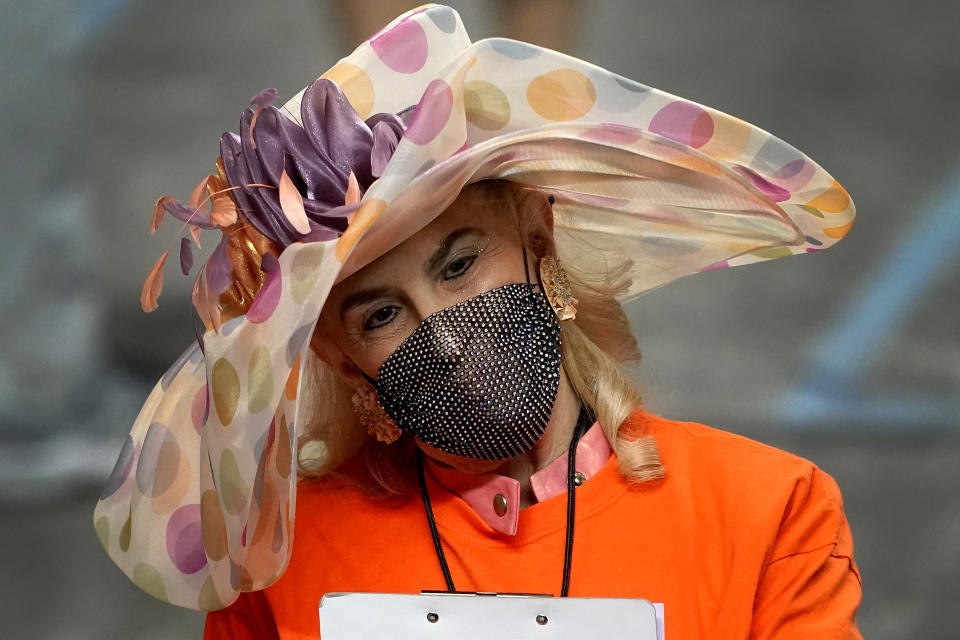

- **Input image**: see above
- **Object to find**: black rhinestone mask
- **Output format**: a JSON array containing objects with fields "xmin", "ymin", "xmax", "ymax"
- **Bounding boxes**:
[{"xmin": 373, "ymin": 282, "xmax": 562, "ymax": 461}]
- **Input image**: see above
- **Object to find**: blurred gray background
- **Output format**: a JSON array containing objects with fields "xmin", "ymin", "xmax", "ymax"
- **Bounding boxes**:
[{"xmin": 1, "ymin": 0, "xmax": 958, "ymax": 637}]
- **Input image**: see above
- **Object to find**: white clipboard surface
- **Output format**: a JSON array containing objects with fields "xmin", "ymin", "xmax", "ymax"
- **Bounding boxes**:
[{"xmin": 319, "ymin": 592, "xmax": 660, "ymax": 639}]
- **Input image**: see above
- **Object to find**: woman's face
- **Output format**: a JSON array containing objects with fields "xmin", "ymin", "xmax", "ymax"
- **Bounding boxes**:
[
  {"xmin": 314, "ymin": 185, "xmax": 555, "ymax": 472},
  {"xmin": 317, "ymin": 186, "xmax": 546, "ymax": 379}
]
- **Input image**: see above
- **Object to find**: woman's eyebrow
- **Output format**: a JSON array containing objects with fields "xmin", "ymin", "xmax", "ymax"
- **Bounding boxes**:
[
  {"xmin": 339, "ymin": 286, "xmax": 395, "ymax": 320},
  {"xmin": 425, "ymin": 227, "xmax": 485, "ymax": 274}
]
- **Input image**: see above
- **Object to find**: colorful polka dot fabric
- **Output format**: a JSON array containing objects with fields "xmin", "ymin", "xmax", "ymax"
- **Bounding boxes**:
[{"xmin": 94, "ymin": 4, "xmax": 855, "ymax": 610}]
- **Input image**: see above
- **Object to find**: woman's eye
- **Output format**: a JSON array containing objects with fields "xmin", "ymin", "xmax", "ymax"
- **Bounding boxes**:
[
  {"xmin": 364, "ymin": 305, "xmax": 398, "ymax": 330},
  {"xmin": 444, "ymin": 254, "xmax": 477, "ymax": 280}
]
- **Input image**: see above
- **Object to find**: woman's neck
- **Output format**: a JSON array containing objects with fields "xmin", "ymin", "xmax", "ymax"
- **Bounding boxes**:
[{"xmin": 493, "ymin": 370, "xmax": 580, "ymax": 508}]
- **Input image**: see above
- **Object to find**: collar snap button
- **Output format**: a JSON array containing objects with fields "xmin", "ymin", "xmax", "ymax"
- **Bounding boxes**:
[{"xmin": 493, "ymin": 493, "xmax": 508, "ymax": 516}]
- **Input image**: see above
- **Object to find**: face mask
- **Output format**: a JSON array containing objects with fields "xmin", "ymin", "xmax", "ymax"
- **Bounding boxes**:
[{"xmin": 371, "ymin": 281, "xmax": 562, "ymax": 461}]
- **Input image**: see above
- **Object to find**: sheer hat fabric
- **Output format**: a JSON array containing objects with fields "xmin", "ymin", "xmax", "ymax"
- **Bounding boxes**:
[{"xmin": 94, "ymin": 4, "xmax": 854, "ymax": 610}]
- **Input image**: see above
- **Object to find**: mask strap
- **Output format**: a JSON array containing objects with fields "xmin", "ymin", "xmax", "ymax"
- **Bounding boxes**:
[
  {"xmin": 517, "ymin": 211, "xmax": 533, "ymax": 288},
  {"xmin": 521, "ymin": 244, "xmax": 532, "ymax": 287},
  {"xmin": 517, "ymin": 190, "xmax": 554, "ymax": 289}
]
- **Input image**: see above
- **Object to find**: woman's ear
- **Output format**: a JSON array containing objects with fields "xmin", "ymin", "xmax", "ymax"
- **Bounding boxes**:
[
  {"xmin": 515, "ymin": 188, "xmax": 557, "ymax": 259},
  {"xmin": 309, "ymin": 328, "xmax": 369, "ymax": 391}
]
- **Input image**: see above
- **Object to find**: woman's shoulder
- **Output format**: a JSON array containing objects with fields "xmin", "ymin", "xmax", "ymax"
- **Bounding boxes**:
[
  {"xmin": 626, "ymin": 409, "xmax": 850, "ymax": 556},
  {"xmin": 630, "ymin": 408, "xmax": 831, "ymax": 483},
  {"xmin": 292, "ymin": 473, "xmax": 421, "ymax": 532}
]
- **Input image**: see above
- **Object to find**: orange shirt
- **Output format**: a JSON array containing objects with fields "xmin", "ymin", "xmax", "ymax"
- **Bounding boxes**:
[{"xmin": 205, "ymin": 411, "xmax": 863, "ymax": 639}]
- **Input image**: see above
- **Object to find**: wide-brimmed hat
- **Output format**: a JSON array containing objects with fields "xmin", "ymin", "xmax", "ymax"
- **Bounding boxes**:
[{"xmin": 94, "ymin": 4, "xmax": 854, "ymax": 610}]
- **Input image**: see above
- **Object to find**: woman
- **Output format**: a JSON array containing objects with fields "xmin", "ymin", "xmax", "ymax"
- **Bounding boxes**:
[{"xmin": 95, "ymin": 5, "xmax": 862, "ymax": 638}]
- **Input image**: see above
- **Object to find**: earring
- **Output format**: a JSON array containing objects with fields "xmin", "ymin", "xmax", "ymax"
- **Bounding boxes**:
[
  {"xmin": 351, "ymin": 381, "xmax": 402, "ymax": 444},
  {"xmin": 540, "ymin": 255, "xmax": 578, "ymax": 321}
]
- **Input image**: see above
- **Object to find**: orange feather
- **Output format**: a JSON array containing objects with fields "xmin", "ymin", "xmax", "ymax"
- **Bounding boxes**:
[
  {"xmin": 278, "ymin": 169, "xmax": 311, "ymax": 234},
  {"xmin": 140, "ymin": 251, "xmax": 169, "ymax": 312}
]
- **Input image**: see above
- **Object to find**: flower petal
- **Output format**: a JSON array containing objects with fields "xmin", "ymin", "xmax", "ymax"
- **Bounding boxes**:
[
  {"xmin": 207, "ymin": 236, "xmax": 234, "ymax": 295},
  {"xmin": 192, "ymin": 271, "xmax": 210, "ymax": 330},
  {"xmin": 140, "ymin": 251, "xmax": 169, "ymax": 312},
  {"xmin": 260, "ymin": 252, "xmax": 279, "ymax": 273},
  {"xmin": 301, "ymin": 202, "xmax": 361, "ymax": 242},
  {"xmin": 344, "ymin": 171, "xmax": 361, "ymax": 205},
  {"xmin": 250, "ymin": 88, "xmax": 277, "ymax": 109},
  {"xmin": 164, "ymin": 198, "xmax": 214, "ymax": 229},
  {"xmin": 188, "ymin": 176, "xmax": 210, "ymax": 210},
  {"xmin": 278, "ymin": 169, "xmax": 311, "ymax": 234},
  {"xmin": 210, "ymin": 196, "xmax": 238, "ymax": 227},
  {"xmin": 301, "ymin": 78, "xmax": 374, "ymax": 186},
  {"xmin": 369, "ymin": 117, "xmax": 401, "ymax": 177},
  {"xmin": 207, "ymin": 275, "xmax": 222, "ymax": 331},
  {"xmin": 179, "ymin": 237, "xmax": 194, "ymax": 275},
  {"xmin": 151, "ymin": 196, "xmax": 173, "ymax": 234}
]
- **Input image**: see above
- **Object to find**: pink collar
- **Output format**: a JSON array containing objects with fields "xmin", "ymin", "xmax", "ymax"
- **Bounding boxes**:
[{"xmin": 424, "ymin": 423, "xmax": 612, "ymax": 536}]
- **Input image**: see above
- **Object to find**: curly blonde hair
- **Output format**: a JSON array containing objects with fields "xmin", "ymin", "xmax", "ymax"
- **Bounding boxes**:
[{"xmin": 295, "ymin": 180, "xmax": 664, "ymax": 494}]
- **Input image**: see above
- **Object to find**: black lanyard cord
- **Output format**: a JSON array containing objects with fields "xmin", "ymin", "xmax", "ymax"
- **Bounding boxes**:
[
  {"xmin": 416, "ymin": 404, "xmax": 594, "ymax": 597},
  {"xmin": 417, "ymin": 446, "xmax": 457, "ymax": 592},
  {"xmin": 561, "ymin": 404, "xmax": 592, "ymax": 596}
]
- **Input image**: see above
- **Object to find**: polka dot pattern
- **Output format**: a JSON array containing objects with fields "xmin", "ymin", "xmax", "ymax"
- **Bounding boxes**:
[
  {"xmin": 286, "ymin": 322, "xmax": 313, "ymax": 367},
  {"xmin": 95, "ymin": 4, "xmax": 854, "ymax": 611},
  {"xmin": 464, "ymin": 81, "xmax": 511, "ymax": 130},
  {"xmin": 100, "ymin": 435, "xmax": 134, "ymax": 499},
  {"xmin": 211, "ymin": 358, "xmax": 239, "ymax": 426},
  {"xmin": 336, "ymin": 198, "xmax": 387, "ymax": 262},
  {"xmin": 807, "ymin": 180, "xmax": 852, "ymax": 214},
  {"xmin": 321, "ymin": 63, "xmax": 375, "ymax": 119},
  {"xmin": 591, "ymin": 70, "xmax": 649, "ymax": 113},
  {"xmin": 218, "ymin": 449, "xmax": 248, "ymax": 515},
  {"xmin": 372, "ymin": 18, "xmax": 428, "ymax": 73},
  {"xmin": 247, "ymin": 346, "xmax": 273, "ymax": 414},
  {"xmin": 271, "ymin": 511, "xmax": 285, "ymax": 553},
  {"xmin": 426, "ymin": 5, "xmax": 457, "ymax": 33},
  {"xmin": 119, "ymin": 516, "xmax": 132, "ymax": 552},
  {"xmin": 490, "ymin": 38, "xmax": 542, "ymax": 59},
  {"xmin": 405, "ymin": 79, "xmax": 454, "ymax": 144},
  {"xmin": 247, "ymin": 268, "xmax": 281, "ymax": 323},
  {"xmin": 284, "ymin": 355, "xmax": 300, "ymax": 402},
  {"xmin": 734, "ymin": 166, "xmax": 791, "ymax": 203},
  {"xmin": 133, "ymin": 562, "xmax": 167, "ymax": 602},
  {"xmin": 275, "ymin": 414, "xmax": 292, "ymax": 479},
  {"xmin": 527, "ymin": 69, "xmax": 596, "ymax": 121},
  {"xmin": 200, "ymin": 489, "xmax": 228, "ymax": 561},
  {"xmin": 290, "ymin": 245, "xmax": 325, "ymax": 303},
  {"xmin": 95, "ymin": 517, "xmax": 110, "ymax": 552},
  {"xmin": 191, "ymin": 384, "xmax": 207, "ymax": 433},
  {"xmin": 198, "ymin": 577, "xmax": 224, "ymax": 611},
  {"xmin": 649, "ymin": 101, "xmax": 715, "ymax": 148},
  {"xmin": 166, "ymin": 504, "xmax": 207, "ymax": 574},
  {"xmin": 136, "ymin": 423, "xmax": 180, "ymax": 498}
]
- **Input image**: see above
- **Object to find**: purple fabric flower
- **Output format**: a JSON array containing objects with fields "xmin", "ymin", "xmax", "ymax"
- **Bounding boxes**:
[
  {"xmin": 250, "ymin": 88, "xmax": 277, "ymax": 109},
  {"xmin": 219, "ymin": 79, "xmax": 406, "ymax": 247}
]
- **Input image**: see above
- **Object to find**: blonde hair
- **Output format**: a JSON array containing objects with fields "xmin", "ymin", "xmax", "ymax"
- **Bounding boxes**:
[{"xmin": 296, "ymin": 180, "xmax": 664, "ymax": 493}]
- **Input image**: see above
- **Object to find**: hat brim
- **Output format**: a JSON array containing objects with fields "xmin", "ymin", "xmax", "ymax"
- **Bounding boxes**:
[{"xmin": 341, "ymin": 121, "xmax": 812, "ymax": 299}]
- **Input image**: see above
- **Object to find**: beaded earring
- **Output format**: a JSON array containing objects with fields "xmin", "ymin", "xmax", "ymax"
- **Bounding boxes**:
[
  {"xmin": 351, "ymin": 381, "xmax": 402, "ymax": 444},
  {"xmin": 539, "ymin": 255, "xmax": 578, "ymax": 321}
]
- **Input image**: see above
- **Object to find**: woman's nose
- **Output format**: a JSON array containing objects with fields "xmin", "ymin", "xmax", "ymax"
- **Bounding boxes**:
[
  {"xmin": 407, "ymin": 287, "xmax": 455, "ymax": 326},
  {"xmin": 407, "ymin": 290, "xmax": 470, "ymax": 358}
]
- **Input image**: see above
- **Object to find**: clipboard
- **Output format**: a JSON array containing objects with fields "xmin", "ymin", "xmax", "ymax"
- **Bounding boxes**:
[{"xmin": 319, "ymin": 591, "xmax": 660, "ymax": 639}]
